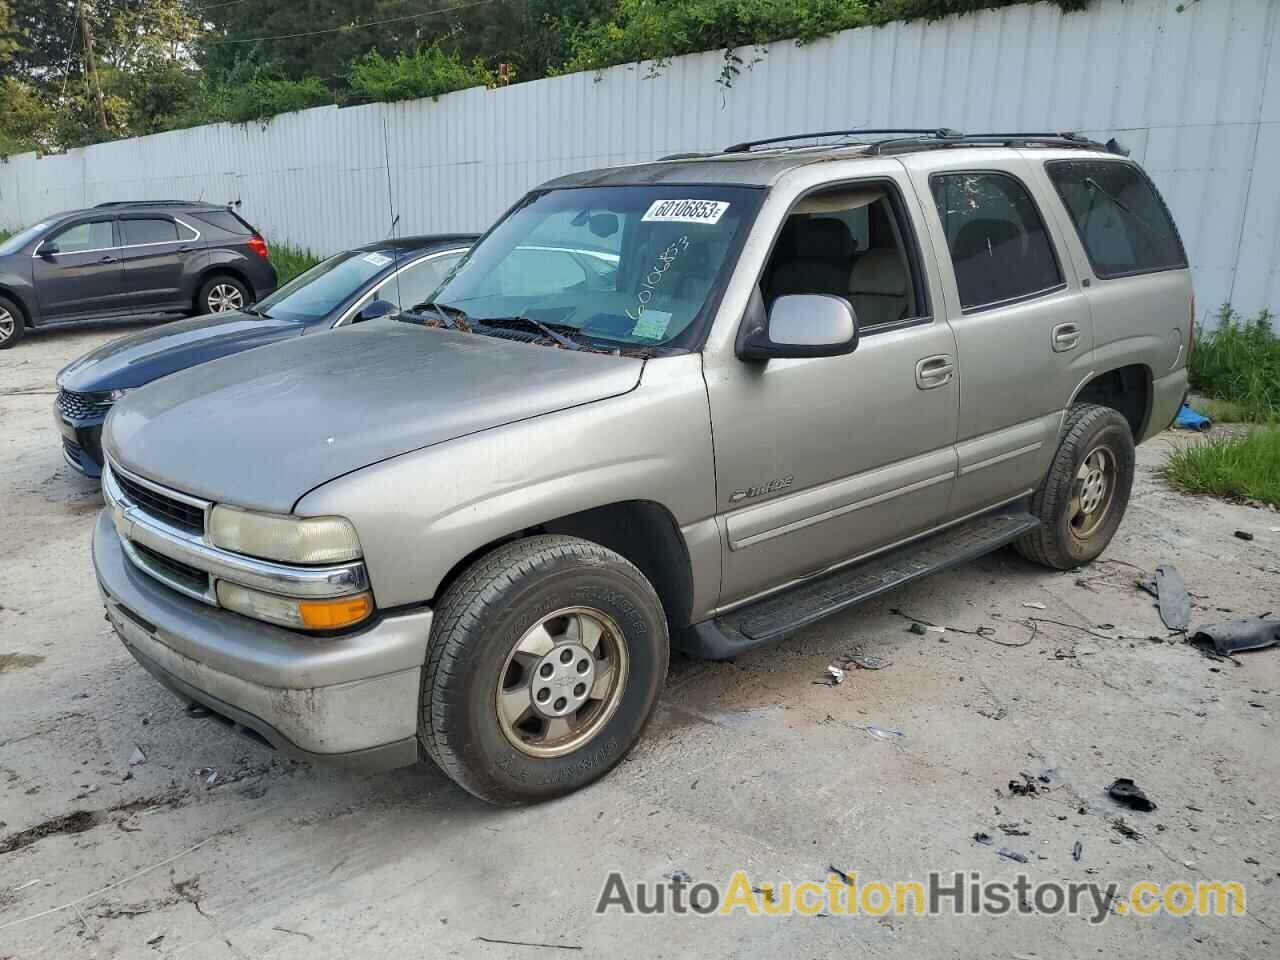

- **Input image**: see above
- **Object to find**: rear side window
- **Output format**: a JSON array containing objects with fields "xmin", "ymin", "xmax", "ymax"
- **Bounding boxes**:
[
  {"xmin": 931, "ymin": 172, "xmax": 1063, "ymax": 311},
  {"xmin": 190, "ymin": 211, "xmax": 253, "ymax": 236},
  {"xmin": 1046, "ymin": 160, "xmax": 1187, "ymax": 279},
  {"xmin": 122, "ymin": 218, "xmax": 178, "ymax": 245}
]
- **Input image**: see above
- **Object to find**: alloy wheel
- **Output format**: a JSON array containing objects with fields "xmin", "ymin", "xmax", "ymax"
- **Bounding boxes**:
[
  {"xmin": 1069, "ymin": 446, "xmax": 1117, "ymax": 539},
  {"xmin": 496, "ymin": 606, "xmax": 630, "ymax": 759},
  {"xmin": 0, "ymin": 308, "xmax": 15, "ymax": 344},
  {"xmin": 207, "ymin": 284, "xmax": 244, "ymax": 313}
]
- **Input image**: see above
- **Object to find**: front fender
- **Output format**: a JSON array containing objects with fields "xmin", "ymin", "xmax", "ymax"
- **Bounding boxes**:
[{"xmin": 294, "ymin": 354, "xmax": 719, "ymax": 611}]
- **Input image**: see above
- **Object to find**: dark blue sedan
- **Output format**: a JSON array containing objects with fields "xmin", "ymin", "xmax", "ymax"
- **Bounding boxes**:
[{"xmin": 54, "ymin": 233, "xmax": 475, "ymax": 477}]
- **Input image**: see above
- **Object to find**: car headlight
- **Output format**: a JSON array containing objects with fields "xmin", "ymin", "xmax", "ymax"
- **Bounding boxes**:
[
  {"xmin": 107, "ymin": 388, "xmax": 130, "ymax": 402},
  {"xmin": 208, "ymin": 505, "xmax": 362, "ymax": 564}
]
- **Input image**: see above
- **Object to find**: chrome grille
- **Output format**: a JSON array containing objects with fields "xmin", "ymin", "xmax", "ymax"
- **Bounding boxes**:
[
  {"xmin": 113, "ymin": 470, "xmax": 207, "ymax": 536},
  {"xmin": 131, "ymin": 542, "xmax": 211, "ymax": 596},
  {"xmin": 56, "ymin": 389, "xmax": 112, "ymax": 420}
]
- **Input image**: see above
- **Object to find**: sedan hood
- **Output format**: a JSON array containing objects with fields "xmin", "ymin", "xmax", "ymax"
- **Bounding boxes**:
[
  {"xmin": 105, "ymin": 323, "xmax": 644, "ymax": 513},
  {"xmin": 58, "ymin": 313, "xmax": 304, "ymax": 393}
]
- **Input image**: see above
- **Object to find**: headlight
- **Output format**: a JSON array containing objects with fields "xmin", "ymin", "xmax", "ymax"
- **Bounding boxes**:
[
  {"xmin": 209, "ymin": 505, "xmax": 362, "ymax": 564},
  {"xmin": 107, "ymin": 388, "xmax": 130, "ymax": 402},
  {"xmin": 216, "ymin": 582, "xmax": 373, "ymax": 630}
]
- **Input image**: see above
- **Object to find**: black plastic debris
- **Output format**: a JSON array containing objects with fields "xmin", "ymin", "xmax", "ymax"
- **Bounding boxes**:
[
  {"xmin": 1190, "ymin": 617, "xmax": 1280, "ymax": 656},
  {"xmin": 1072, "ymin": 840, "xmax": 1083, "ymax": 862},
  {"xmin": 1112, "ymin": 818, "xmax": 1142, "ymax": 840},
  {"xmin": 973, "ymin": 832, "xmax": 994, "ymax": 846},
  {"xmin": 1107, "ymin": 778, "xmax": 1157, "ymax": 812},
  {"xmin": 828, "ymin": 865, "xmax": 852, "ymax": 884},
  {"xmin": 997, "ymin": 847, "xmax": 1029, "ymax": 863},
  {"xmin": 999, "ymin": 822, "xmax": 1031, "ymax": 836},
  {"xmin": 1234, "ymin": 530, "xmax": 1254, "ymax": 542},
  {"xmin": 1007, "ymin": 774, "xmax": 1040, "ymax": 797},
  {"xmin": 1154, "ymin": 564, "xmax": 1191, "ymax": 632}
]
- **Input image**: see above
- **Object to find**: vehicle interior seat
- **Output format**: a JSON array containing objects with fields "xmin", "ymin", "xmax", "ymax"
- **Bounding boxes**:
[
  {"xmin": 767, "ymin": 217, "xmax": 856, "ymax": 303},
  {"xmin": 949, "ymin": 218, "xmax": 1022, "ymax": 307},
  {"xmin": 847, "ymin": 248, "xmax": 910, "ymax": 327}
]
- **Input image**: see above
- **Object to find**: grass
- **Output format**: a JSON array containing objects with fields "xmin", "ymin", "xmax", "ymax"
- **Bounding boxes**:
[
  {"xmin": 269, "ymin": 241, "xmax": 322, "ymax": 285},
  {"xmin": 1189, "ymin": 306, "xmax": 1280, "ymax": 423},
  {"xmin": 1162, "ymin": 427, "xmax": 1280, "ymax": 508},
  {"xmin": 1195, "ymin": 397, "xmax": 1251, "ymax": 424}
]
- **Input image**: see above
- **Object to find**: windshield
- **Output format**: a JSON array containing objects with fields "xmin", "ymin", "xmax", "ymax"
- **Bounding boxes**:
[
  {"xmin": 254, "ymin": 249, "xmax": 399, "ymax": 321},
  {"xmin": 0, "ymin": 221, "xmax": 54, "ymax": 256},
  {"xmin": 420, "ymin": 185, "xmax": 762, "ymax": 351}
]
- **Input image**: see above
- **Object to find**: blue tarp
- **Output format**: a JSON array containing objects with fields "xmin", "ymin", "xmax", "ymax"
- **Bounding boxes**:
[{"xmin": 1174, "ymin": 403, "xmax": 1213, "ymax": 432}]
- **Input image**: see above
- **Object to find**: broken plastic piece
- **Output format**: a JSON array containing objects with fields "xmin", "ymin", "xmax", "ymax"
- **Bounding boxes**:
[
  {"xmin": 863, "ymin": 725, "xmax": 905, "ymax": 741},
  {"xmin": 1154, "ymin": 564, "xmax": 1191, "ymax": 632},
  {"xmin": 997, "ymin": 847, "xmax": 1029, "ymax": 863},
  {"xmin": 908, "ymin": 622, "xmax": 928, "ymax": 635},
  {"xmin": 1234, "ymin": 530, "xmax": 1254, "ymax": 542},
  {"xmin": 846, "ymin": 655, "xmax": 890, "ymax": 670},
  {"xmin": 1190, "ymin": 617, "xmax": 1280, "ymax": 656},
  {"xmin": 1072, "ymin": 840, "xmax": 1083, "ymax": 862},
  {"xmin": 1107, "ymin": 777, "xmax": 1157, "ymax": 812},
  {"xmin": 973, "ymin": 832, "xmax": 994, "ymax": 846}
]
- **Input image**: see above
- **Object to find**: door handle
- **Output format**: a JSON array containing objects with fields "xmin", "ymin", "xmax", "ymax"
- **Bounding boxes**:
[
  {"xmin": 1052, "ymin": 322, "xmax": 1081, "ymax": 352},
  {"xmin": 915, "ymin": 354, "xmax": 955, "ymax": 390}
]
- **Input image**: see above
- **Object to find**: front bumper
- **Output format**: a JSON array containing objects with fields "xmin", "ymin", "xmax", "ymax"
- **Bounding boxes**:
[
  {"xmin": 54, "ymin": 407, "xmax": 105, "ymax": 478},
  {"xmin": 94, "ymin": 511, "xmax": 430, "ymax": 770}
]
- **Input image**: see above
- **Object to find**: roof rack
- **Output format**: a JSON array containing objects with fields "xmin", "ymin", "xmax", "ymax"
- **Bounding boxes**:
[
  {"xmin": 723, "ymin": 128, "xmax": 962, "ymax": 154},
  {"xmin": 94, "ymin": 200, "xmax": 200, "ymax": 208},
  {"xmin": 866, "ymin": 131, "xmax": 1127, "ymax": 156},
  {"xmin": 719, "ymin": 128, "xmax": 1128, "ymax": 158}
]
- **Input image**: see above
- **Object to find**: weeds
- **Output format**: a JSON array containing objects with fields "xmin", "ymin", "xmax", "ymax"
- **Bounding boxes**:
[
  {"xmin": 1162, "ymin": 428, "xmax": 1280, "ymax": 508},
  {"xmin": 269, "ymin": 242, "xmax": 321, "ymax": 285},
  {"xmin": 1189, "ymin": 305, "xmax": 1280, "ymax": 422}
]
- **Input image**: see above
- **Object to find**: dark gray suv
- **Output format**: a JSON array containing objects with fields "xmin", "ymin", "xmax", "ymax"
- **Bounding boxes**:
[{"xmin": 0, "ymin": 201, "xmax": 279, "ymax": 349}]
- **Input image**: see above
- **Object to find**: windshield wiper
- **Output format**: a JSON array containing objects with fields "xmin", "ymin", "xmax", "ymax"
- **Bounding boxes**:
[
  {"xmin": 242, "ymin": 304, "xmax": 271, "ymax": 318},
  {"xmin": 482, "ymin": 313, "xmax": 581, "ymax": 350},
  {"xmin": 402, "ymin": 301, "xmax": 468, "ymax": 330}
]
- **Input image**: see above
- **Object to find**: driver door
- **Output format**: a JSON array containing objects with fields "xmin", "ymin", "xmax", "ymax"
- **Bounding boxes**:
[{"xmin": 32, "ymin": 217, "xmax": 126, "ymax": 319}]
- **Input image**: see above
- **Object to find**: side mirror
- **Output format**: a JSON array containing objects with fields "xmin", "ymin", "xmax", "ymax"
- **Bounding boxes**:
[
  {"xmin": 353, "ymin": 299, "xmax": 397, "ymax": 324},
  {"xmin": 737, "ymin": 292, "xmax": 859, "ymax": 361},
  {"xmin": 37, "ymin": 240, "xmax": 59, "ymax": 258}
]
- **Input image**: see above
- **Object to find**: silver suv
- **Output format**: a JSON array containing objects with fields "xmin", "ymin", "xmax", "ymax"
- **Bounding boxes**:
[{"xmin": 94, "ymin": 130, "xmax": 1193, "ymax": 803}]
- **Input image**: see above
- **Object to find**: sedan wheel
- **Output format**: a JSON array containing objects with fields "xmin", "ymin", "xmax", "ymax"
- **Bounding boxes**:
[{"xmin": 0, "ymin": 308, "xmax": 15, "ymax": 344}]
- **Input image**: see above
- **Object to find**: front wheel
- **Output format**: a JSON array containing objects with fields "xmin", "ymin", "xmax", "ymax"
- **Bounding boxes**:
[
  {"xmin": 0, "ymin": 295, "xmax": 25, "ymax": 349},
  {"xmin": 196, "ymin": 275, "xmax": 250, "ymax": 315},
  {"xmin": 420, "ymin": 535, "xmax": 669, "ymax": 804},
  {"xmin": 1016, "ymin": 403, "xmax": 1135, "ymax": 570}
]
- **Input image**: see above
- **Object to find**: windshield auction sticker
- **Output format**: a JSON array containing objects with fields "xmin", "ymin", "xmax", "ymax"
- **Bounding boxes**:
[{"xmin": 642, "ymin": 199, "xmax": 730, "ymax": 224}]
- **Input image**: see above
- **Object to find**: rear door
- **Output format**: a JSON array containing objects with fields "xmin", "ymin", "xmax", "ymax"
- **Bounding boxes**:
[
  {"xmin": 118, "ymin": 215, "xmax": 198, "ymax": 311},
  {"xmin": 31, "ymin": 216, "xmax": 125, "ymax": 319},
  {"xmin": 902, "ymin": 151, "xmax": 1094, "ymax": 516}
]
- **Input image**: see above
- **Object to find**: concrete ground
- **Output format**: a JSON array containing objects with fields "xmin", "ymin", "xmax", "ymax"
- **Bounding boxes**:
[{"xmin": 2, "ymin": 321, "xmax": 1278, "ymax": 960}]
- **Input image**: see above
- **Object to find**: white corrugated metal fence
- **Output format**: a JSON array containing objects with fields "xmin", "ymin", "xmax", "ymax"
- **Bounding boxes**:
[{"xmin": 1, "ymin": 0, "xmax": 1276, "ymax": 320}]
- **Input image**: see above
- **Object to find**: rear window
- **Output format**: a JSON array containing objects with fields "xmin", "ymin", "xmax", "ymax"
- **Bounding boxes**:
[
  {"xmin": 190, "ymin": 211, "xmax": 253, "ymax": 236},
  {"xmin": 1046, "ymin": 160, "xmax": 1187, "ymax": 279}
]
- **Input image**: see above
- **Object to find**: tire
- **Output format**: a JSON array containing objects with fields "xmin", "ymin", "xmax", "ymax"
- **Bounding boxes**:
[
  {"xmin": 420, "ymin": 535, "xmax": 669, "ymax": 805},
  {"xmin": 196, "ymin": 274, "xmax": 250, "ymax": 315},
  {"xmin": 0, "ymin": 295, "xmax": 25, "ymax": 349},
  {"xmin": 1016, "ymin": 403, "xmax": 1135, "ymax": 570}
]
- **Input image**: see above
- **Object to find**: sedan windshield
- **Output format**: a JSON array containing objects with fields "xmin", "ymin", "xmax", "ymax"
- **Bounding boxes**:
[
  {"xmin": 420, "ymin": 185, "xmax": 762, "ymax": 351},
  {"xmin": 0, "ymin": 221, "xmax": 53, "ymax": 256},
  {"xmin": 253, "ymin": 249, "xmax": 398, "ymax": 322}
]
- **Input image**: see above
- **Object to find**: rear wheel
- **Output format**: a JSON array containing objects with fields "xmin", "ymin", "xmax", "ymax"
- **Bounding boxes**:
[
  {"xmin": 197, "ymin": 274, "xmax": 249, "ymax": 315},
  {"xmin": 1016, "ymin": 403, "xmax": 1135, "ymax": 570},
  {"xmin": 420, "ymin": 535, "xmax": 669, "ymax": 804},
  {"xmin": 0, "ymin": 295, "xmax": 25, "ymax": 349}
]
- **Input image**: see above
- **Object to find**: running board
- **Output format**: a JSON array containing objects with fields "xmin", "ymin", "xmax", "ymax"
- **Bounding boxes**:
[{"xmin": 677, "ymin": 507, "xmax": 1039, "ymax": 660}]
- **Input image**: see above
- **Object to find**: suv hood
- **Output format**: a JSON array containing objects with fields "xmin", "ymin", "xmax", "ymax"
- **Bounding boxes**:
[
  {"xmin": 104, "ymin": 323, "xmax": 644, "ymax": 513},
  {"xmin": 58, "ymin": 313, "xmax": 304, "ymax": 393}
]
